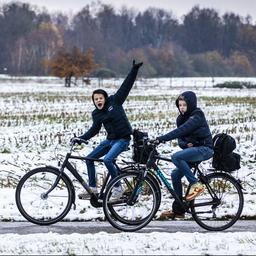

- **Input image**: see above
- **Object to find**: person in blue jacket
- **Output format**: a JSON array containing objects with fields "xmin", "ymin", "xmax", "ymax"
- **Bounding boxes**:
[
  {"xmin": 72, "ymin": 60, "xmax": 143, "ymax": 200},
  {"xmin": 156, "ymin": 91, "xmax": 214, "ymax": 218}
]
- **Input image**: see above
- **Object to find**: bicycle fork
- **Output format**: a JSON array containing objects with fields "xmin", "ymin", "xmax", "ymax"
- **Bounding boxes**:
[
  {"xmin": 127, "ymin": 169, "xmax": 148, "ymax": 205},
  {"xmin": 42, "ymin": 169, "xmax": 63, "ymax": 199}
]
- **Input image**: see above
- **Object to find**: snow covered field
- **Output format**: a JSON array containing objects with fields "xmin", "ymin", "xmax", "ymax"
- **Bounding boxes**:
[
  {"xmin": 0, "ymin": 76, "xmax": 255, "ymax": 220},
  {"xmin": 0, "ymin": 76, "xmax": 255, "ymax": 254}
]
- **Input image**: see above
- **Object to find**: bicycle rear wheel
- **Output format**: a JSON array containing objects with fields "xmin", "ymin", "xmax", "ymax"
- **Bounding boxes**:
[
  {"xmin": 15, "ymin": 167, "xmax": 74, "ymax": 225},
  {"xmin": 103, "ymin": 171, "xmax": 158, "ymax": 231},
  {"xmin": 191, "ymin": 172, "xmax": 243, "ymax": 231}
]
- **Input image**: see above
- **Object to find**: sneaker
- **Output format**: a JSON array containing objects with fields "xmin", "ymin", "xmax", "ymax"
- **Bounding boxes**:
[
  {"xmin": 78, "ymin": 187, "xmax": 98, "ymax": 200},
  {"xmin": 111, "ymin": 186, "xmax": 124, "ymax": 200},
  {"xmin": 186, "ymin": 182, "xmax": 205, "ymax": 201},
  {"xmin": 159, "ymin": 210, "xmax": 185, "ymax": 220}
]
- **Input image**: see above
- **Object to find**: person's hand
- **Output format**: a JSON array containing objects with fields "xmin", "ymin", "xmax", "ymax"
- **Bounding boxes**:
[
  {"xmin": 132, "ymin": 59, "xmax": 143, "ymax": 69},
  {"xmin": 187, "ymin": 143, "xmax": 193, "ymax": 147},
  {"xmin": 150, "ymin": 139, "xmax": 160, "ymax": 145},
  {"xmin": 70, "ymin": 137, "xmax": 82, "ymax": 145}
]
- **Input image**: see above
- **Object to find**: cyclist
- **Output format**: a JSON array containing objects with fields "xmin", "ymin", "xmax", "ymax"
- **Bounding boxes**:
[
  {"xmin": 155, "ymin": 91, "xmax": 214, "ymax": 218},
  {"xmin": 72, "ymin": 60, "xmax": 143, "ymax": 200}
]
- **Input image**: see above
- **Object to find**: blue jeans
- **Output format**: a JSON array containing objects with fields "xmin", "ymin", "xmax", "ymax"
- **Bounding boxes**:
[
  {"xmin": 86, "ymin": 139, "xmax": 130, "ymax": 187},
  {"xmin": 171, "ymin": 146, "xmax": 214, "ymax": 199}
]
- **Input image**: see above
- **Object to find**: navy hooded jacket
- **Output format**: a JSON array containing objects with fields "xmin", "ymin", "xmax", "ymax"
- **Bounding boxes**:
[
  {"xmin": 157, "ymin": 91, "xmax": 213, "ymax": 149},
  {"xmin": 80, "ymin": 66, "xmax": 140, "ymax": 141}
]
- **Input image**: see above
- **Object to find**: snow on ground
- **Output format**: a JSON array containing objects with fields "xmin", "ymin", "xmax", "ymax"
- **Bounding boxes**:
[
  {"xmin": 0, "ymin": 76, "xmax": 255, "ymax": 221},
  {"xmin": 0, "ymin": 76, "xmax": 255, "ymax": 254},
  {"xmin": 0, "ymin": 231, "xmax": 255, "ymax": 255}
]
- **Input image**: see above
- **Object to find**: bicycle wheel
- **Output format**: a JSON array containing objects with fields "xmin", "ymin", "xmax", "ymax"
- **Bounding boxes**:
[
  {"xmin": 120, "ymin": 165, "xmax": 162, "ymax": 220},
  {"xmin": 103, "ymin": 171, "xmax": 158, "ymax": 231},
  {"xmin": 16, "ymin": 167, "xmax": 74, "ymax": 225},
  {"xmin": 191, "ymin": 172, "xmax": 244, "ymax": 231},
  {"xmin": 109, "ymin": 170, "xmax": 161, "ymax": 226}
]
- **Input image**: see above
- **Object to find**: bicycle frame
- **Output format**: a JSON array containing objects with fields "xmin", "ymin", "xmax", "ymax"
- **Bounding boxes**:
[
  {"xmin": 151, "ymin": 155, "xmax": 190, "ymax": 212},
  {"xmin": 44, "ymin": 149, "xmax": 121, "ymax": 205},
  {"xmin": 145, "ymin": 149, "xmax": 223, "ymax": 214}
]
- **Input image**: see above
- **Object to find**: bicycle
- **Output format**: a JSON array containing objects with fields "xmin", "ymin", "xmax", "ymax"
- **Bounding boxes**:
[
  {"xmin": 15, "ymin": 138, "xmax": 161, "ymax": 226},
  {"xmin": 103, "ymin": 139, "xmax": 244, "ymax": 232}
]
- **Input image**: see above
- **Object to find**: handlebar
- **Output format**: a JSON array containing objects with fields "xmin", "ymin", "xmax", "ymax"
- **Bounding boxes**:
[
  {"xmin": 70, "ymin": 137, "xmax": 89, "ymax": 146},
  {"xmin": 80, "ymin": 139, "xmax": 89, "ymax": 144},
  {"xmin": 53, "ymin": 132, "xmax": 91, "ymax": 163}
]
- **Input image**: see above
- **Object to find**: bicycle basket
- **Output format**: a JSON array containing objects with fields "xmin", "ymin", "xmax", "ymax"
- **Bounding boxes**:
[{"xmin": 132, "ymin": 129, "xmax": 154, "ymax": 164}]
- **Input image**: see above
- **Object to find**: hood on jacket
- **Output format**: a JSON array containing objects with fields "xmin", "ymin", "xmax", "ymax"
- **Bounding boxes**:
[{"xmin": 175, "ymin": 91, "xmax": 197, "ymax": 115}]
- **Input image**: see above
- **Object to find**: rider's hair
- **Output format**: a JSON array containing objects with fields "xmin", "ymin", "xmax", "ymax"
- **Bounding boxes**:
[{"xmin": 92, "ymin": 89, "xmax": 108, "ymax": 101}]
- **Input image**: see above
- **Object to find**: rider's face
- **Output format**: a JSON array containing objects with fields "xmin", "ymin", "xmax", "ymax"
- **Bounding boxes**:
[
  {"xmin": 178, "ymin": 100, "xmax": 187, "ymax": 115},
  {"xmin": 93, "ymin": 93, "xmax": 106, "ymax": 110}
]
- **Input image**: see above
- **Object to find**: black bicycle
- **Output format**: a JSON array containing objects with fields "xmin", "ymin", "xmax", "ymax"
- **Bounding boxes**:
[
  {"xmin": 103, "ymin": 140, "xmax": 244, "ymax": 232},
  {"xmin": 15, "ymin": 138, "xmax": 161, "ymax": 226}
]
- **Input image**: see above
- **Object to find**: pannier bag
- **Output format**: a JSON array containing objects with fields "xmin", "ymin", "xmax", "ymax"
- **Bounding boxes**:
[
  {"xmin": 132, "ymin": 129, "xmax": 153, "ymax": 164},
  {"xmin": 212, "ymin": 133, "xmax": 241, "ymax": 172}
]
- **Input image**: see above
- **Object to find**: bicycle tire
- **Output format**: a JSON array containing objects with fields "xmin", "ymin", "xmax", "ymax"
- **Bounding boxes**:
[
  {"xmin": 191, "ymin": 172, "xmax": 244, "ymax": 231},
  {"xmin": 103, "ymin": 171, "xmax": 158, "ymax": 231},
  {"xmin": 15, "ymin": 167, "xmax": 74, "ymax": 225},
  {"xmin": 107, "ymin": 173, "xmax": 161, "ymax": 226},
  {"xmin": 119, "ymin": 165, "xmax": 162, "ymax": 223}
]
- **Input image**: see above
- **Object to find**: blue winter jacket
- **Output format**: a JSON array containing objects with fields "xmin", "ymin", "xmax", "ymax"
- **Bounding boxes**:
[
  {"xmin": 157, "ymin": 91, "xmax": 213, "ymax": 149},
  {"xmin": 80, "ymin": 66, "xmax": 140, "ymax": 141}
]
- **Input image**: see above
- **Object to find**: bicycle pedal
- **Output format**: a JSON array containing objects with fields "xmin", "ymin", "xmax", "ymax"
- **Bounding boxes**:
[{"xmin": 78, "ymin": 194, "xmax": 91, "ymax": 200}]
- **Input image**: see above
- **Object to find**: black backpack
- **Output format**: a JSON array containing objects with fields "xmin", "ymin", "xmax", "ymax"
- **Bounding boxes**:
[
  {"xmin": 212, "ymin": 133, "xmax": 241, "ymax": 172},
  {"xmin": 132, "ymin": 129, "xmax": 153, "ymax": 164}
]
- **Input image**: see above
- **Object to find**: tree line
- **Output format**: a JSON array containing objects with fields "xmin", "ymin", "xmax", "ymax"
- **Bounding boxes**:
[{"xmin": 1, "ymin": 1, "xmax": 256, "ymax": 77}]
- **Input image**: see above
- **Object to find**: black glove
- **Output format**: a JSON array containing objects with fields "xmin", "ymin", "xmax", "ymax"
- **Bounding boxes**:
[
  {"xmin": 152, "ymin": 139, "xmax": 161, "ymax": 145},
  {"xmin": 70, "ymin": 137, "xmax": 82, "ymax": 145},
  {"xmin": 132, "ymin": 59, "xmax": 143, "ymax": 69}
]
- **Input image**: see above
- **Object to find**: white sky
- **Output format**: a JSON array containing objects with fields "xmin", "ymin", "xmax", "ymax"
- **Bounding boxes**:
[{"xmin": 1, "ymin": 0, "xmax": 256, "ymax": 21}]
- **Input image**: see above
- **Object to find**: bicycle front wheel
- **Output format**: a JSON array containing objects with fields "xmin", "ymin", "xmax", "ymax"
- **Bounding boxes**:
[
  {"xmin": 103, "ymin": 172, "xmax": 158, "ymax": 232},
  {"xmin": 120, "ymin": 165, "xmax": 162, "ymax": 220},
  {"xmin": 191, "ymin": 172, "xmax": 244, "ymax": 231},
  {"xmin": 15, "ymin": 167, "xmax": 74, "ymax": 225}
]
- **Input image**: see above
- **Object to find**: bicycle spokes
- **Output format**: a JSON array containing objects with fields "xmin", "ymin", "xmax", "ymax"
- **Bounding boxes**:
[
  {"xmin": 16, "ymin": 167, "xmax": 73, "ymax": 225},
  {"xmin": 191, "ymin": 173, "xmax": 243, "ymax": 231},
  {"xmin": 103, "ymin": 172, "xmax": 158, "ymax": 231}
]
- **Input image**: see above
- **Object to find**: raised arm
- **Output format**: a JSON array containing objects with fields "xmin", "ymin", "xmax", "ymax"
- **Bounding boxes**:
[{"xmin": 114, "ymin": 60, "xmax": 143, "ymax": 105}]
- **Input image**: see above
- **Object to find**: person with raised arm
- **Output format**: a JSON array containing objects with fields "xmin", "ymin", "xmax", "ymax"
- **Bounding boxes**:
[{"xmin": 72, "ymin": 60, "xmax": 143, "ymax": 200}]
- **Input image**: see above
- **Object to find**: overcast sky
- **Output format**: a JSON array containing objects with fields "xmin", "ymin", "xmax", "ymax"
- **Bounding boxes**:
[{"xmin": 1, "ymin": 0, "xmax": 256, "ymax": 21}]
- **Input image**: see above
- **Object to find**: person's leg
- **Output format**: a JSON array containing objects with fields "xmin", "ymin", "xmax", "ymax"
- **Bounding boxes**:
[
  {"xmin": 160, "ymin": 168, "xmax": 185, "ymax": 219},
  {"xmin": 171, "ymin": 168, "xmax": 184, "ymax": 199},
  {"xmin": 103, "ymin": 139, "xmax": 129, "ymax": 181},
  {"xmin": 172, "ymin": 147, "xmax": 214, "ymax": 201},
  {"xmin": 171, "ymin": 168, "xmax": 186, "ymax": 215},
  {"xmin": 86, "ymin": 140, "xmax": 111, "ymax": 187},
  {"xmin": 171, "ymin": 147, "xmax": 210, "ymax": 185}
]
